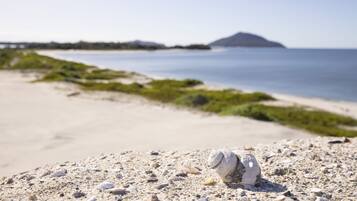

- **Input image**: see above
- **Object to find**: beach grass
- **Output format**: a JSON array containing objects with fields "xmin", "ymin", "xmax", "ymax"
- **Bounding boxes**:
[
  {"xmin": 222, "ymin": 104, "xmax": 357, "ymax": 137},
  {"xmin": 1, "ymin": 49, "xmax": 357, "ymax": 137}
]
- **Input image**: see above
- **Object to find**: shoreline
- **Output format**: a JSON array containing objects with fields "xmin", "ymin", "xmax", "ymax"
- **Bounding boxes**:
[
  {"xmin": 38, "ymin": 50, "xmax": 357, "ymax": 120},
  {"xmin": 38, "ymin": 50, "xmax": 357, "ymax": 105}
]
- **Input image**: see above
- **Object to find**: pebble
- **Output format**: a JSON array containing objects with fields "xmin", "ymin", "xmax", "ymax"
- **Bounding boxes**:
[
  {"xmin": 97, "ymin": 181, "xmax": 115, "ymax": 190},
  {"xmin": 156, "ymin": 183, "xmax": 169, "ymax": 190},
  {"xmin": 72, "ymin": 191, "xmax": 86, "ymax": 198},
  {"xmin": 175, "ymin": 172, "xmax": 188, "ymax": 177},
  {"xmin": 87, "ymin": 196, "xmax": 97, "ymax": 201},
  {"xmin": 150, "ymin": 151, "xmax": 159, "ymax": 156},
  {"xmin": 315, "ymin": 197, "xmax": 329, "ymax": 201},
  {"xmin": 108, "ymin": 188, "xmax": 128, "ymax": 196},
  {"xmin": 197, "ymin": 197, "xmax": 209, "ymax": 201},
  {"xmin": 273, "ymin": 167, "xmax": 288, "ymax": 176},
  {"xmin": 51, "ymin": 169, "xmax": 67, "ymax": 177},
  {"xmin": 28, "ymin": 194, "xmax": 37, "ymax": 201},
  {"xmin": 127, "ymin": 185, "xmax": 138, "ymax": 193},
  {"xmin": 147, "ymin": 177, "xmax": 158, "ymax": 183},
  {"xmin": 310, "ymin": 188, "xmax": 323, "ymax": 196},
  {"xmin": 5, "ymin": 177, "xmax": 14, "ymax": 184},
  {"xmin": 149, "ymin": 194, "xmax": 160, "ymax": 201}
]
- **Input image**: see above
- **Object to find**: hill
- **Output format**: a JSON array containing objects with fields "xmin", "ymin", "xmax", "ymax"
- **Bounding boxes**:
[{"xmin": 210, "ymin": 32, "xmax": 285, "ymax": 48}]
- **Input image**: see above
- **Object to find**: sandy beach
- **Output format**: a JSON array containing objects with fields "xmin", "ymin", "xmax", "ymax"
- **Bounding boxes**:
[
  {"xmin": 0, "ymin": 71, "xmax": 313, "ymax": 176},
  {"xmin": 1, "ymin": 71, "xmax": 357, "ymax": 177}
]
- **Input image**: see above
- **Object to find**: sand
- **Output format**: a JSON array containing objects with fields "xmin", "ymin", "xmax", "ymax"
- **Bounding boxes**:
[
  {"xmin": 0, "ymin": 71, "xmax": 313, "ymax": 176},
  {"xmin": 1, "ymin": 137, "xmax": 356, "ymax": 200},
  {"xmin": 1, "ymin": 71, "xmax": 357, "ymax": 177}
]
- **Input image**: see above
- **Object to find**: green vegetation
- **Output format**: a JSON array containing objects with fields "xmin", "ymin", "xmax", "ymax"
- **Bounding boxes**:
[
  {"xmin": 223, "ymin": 104, "xmax": 357, "ymax": 137},
  {"xmin": 1, "ymin": 49, "xmax": 357, "ymax": 137},
  {"xmin": 0, "ymin": 49, "xmax": 17, "ymax": 68}
]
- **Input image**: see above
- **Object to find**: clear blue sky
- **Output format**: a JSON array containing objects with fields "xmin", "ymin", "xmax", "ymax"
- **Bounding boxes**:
[{"xmin": 1, "ymin": 0, "xmax": 356, "ymax": 48}]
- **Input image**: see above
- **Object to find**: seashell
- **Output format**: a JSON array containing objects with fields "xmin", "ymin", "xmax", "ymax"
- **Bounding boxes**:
[
  {"xmin": 208, "ymin": 149, "xmax": 238, "ymax": 183},
  {"xmin": 240, "ymin": 153, "xmax": 261, "ymax": 185},
  {"xmin": 208, "ymin": 149, "xmax": 261, "ymax": 185}
]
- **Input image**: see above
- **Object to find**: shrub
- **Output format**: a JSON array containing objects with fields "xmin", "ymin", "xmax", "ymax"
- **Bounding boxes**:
[{"xmin": 175, "ymin": 94, "xmax": 209, "ymax": 107}]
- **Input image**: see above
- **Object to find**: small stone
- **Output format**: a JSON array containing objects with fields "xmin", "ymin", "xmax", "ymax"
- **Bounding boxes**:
[
  {"xmin": 151, "ymin": 162, "xmax": 160, "ymax": 169},
  {"xmin": 197, "ymin": 197, "xmax": 209, "ymax": 201},
  {"xmin": 108, "ymin": 188, "xmax": 128, "ymax": 196},
  {"xmin": 5, "ymin": 177, "xmax": 14, "ymax": 184},
  {"xmin": 169, "ymin": 176, "xmax": 184, "ymax": 182},
  {"xmin": 149, "ymin": 194, "xmax": 160, "ymax": 201},
  {"xmin": 147, "ymin": 177, "xmax": 158, "ymax": 183},
  {"xmin": 156, "ymin": 183, "xmax": 169, "ymax": 190},
  {"xmin": 328, "ymin": 137, "xmax": 350, "ymax": 144},
  {"xmin": 127, "ymin": 186, "xmax": 138, "ymax": 193},
  {"xmin": 175, "ymin": 172, "xmax": 188, "ymax": 177},
  {"xmin": 273, "ymin": 168, "xmax": 288, "ymax": 176},
  {"xmin": 73, "ymin": 191, "xmax": 86, "ymax": 198},
  {"xmin": 51, "ymin": 169, "xmax": 67, "ymax": 177},
  {"xmin": 115, "ymin": 173, "xmax": 123, "ymax": 179},
  {"xmin": 87, "ymin": 196, "xmax": 97, "ymax": 201},
  {"xmin": 240, "ymin": 190, "xmax": 247, "ymax": 196},
  {"xmin": 150, "ymin": 151, "xmax": 159, "ymax": 156},
  {"xmin": 310, "ymin": 188, "xmax": 323, "ymax": 196},
  {"xmin": 315, "ymin": 197, "xmax": 329, "ymax": 201},
  {"xmin": 67, "ymin": 92, "xmax": 80, "ymax": 97},
  {"xmin": 97, "ymin": 181, "xmax": 115, "ymax": 190},
  {"xmin": 29, "ymin": 194, "xmax": 37, "ymax": 201},
  {"xmin": 145, "ymin": 170, "xmax": 153, "ymax": 174}
]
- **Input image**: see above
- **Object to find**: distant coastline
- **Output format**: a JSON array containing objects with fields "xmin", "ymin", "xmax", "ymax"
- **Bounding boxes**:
[
  {"xmin": 0, "ymin": 41, "xmax": 211, "ymax": 50},
  {"xmin": 0, "ymin": 31, "xmax": 286, "ymax": 50}
]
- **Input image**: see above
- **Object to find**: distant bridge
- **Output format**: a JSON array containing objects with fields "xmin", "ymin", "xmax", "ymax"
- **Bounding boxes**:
[{"xmin": 0, "ymin": 42, "xmax": 27, "ymax": 49}]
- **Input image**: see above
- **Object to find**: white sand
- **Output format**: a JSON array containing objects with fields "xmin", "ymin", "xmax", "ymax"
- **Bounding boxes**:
[{"xmin": 0, "ymin": 71, "xmax": 313, "ymax": 176}]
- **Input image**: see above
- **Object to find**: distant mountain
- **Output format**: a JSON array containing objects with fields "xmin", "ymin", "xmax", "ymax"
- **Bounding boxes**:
[
  {"xmin": 209, "ymin": 32, "xmax": 285, "ymax": 48},
  {"xmin": 126, "ymin": 40, "xmax": 166, "ymax": 48}
]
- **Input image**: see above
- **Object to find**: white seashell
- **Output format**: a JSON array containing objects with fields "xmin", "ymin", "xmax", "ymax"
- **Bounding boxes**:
[
  {"xmin": 240, "ymin": 154, "xmax": 261, "ymax": 185},
  {"xmin": 208, "ymin": 149, "xmax": 238, "ymax": 182},
  {"xmin": 97, "ymin": 181, "xmax": 115, "ymax": 190},
  {"xmin": 208, "ymin": 149, "xmax": 262, "ymax": 185}
]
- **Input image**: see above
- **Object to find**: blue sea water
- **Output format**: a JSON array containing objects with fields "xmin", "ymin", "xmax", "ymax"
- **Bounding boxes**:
[{"xmin": 50, "ymin": 48, "xmax": 357, "ymax": 102}]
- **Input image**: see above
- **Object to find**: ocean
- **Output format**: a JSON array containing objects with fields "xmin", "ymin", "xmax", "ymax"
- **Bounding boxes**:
[{"xmin": 49, "ymin": 48, "xmax": 357, "ymax": 102}]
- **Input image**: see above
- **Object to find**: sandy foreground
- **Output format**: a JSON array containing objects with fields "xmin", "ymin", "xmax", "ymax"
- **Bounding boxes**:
[
  {"xmin": 1, "ymin": 137, "xmax": 356, "ymax": 201},
  {"xmin": 1, "ymin": 70, "xmax": 357, "ymax": 178}
]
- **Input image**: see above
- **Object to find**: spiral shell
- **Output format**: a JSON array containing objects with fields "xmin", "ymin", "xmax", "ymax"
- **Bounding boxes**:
[
  {"xmin": 208, "ymin": 150, "xmax": 261, "ymax": 185},
  {"xmin": 208, "ymin": 149, "xmax": 238, "ymax": 183}
]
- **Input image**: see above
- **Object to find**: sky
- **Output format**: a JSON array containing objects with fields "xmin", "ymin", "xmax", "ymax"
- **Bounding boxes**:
[{"xmin": 1, "ymin": 0, "xmax": 357, "ymax": 48}]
